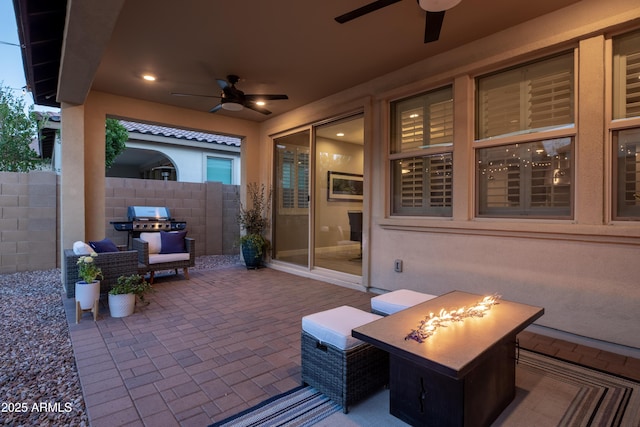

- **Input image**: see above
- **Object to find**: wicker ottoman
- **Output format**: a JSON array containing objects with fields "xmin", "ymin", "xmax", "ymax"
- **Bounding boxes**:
[
  {"xmin": 301, "ymin": 305, "xmax": 389, "ymax": 413},
  {"xmin": 371, "ymin": 289, "xmax": 438, "ymax": 316}
]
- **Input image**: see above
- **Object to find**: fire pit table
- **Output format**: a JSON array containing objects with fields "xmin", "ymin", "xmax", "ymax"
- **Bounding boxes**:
[{"xmin": 352, "ymin": 290, "xmax": 544, "ymax": 427}]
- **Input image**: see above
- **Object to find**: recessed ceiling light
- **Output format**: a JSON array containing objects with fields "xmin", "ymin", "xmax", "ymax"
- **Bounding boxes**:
[
  {"xmin": 142, "ymin": 74, "xmax": 156, "ymax": 81},
  {"xmin": 336, "ymin": 132, "xmax": 345, "ymax": 137},
  {"xmin": 256, "ymin": 101, "xmax": 266, "ymax": 106}
]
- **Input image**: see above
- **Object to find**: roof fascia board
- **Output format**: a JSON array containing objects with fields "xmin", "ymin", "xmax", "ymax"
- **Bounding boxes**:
[{"xmin": 57, "ymin": 0, "xmax": 125, "ymax": 105}]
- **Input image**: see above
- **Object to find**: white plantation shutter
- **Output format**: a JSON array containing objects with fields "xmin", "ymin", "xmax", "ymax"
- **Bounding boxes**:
[
  {"xmin": 391, "ymin": 86, "xmax": 453, "ymax": 216},
  {"xmin": 279, "ymin": 148, "xmax": 309, "ymax": 212},
  {"xmin": 281, "ymin": 151, "xmax": 295, "ymax": 209},
  {"xmin": 394, "ymin": 154, "xmax": 452, "ymax": 215},
  {"xmin": 427, "ymin": 155, "xmax": 452, "ymax": 207},
  {"xmin": 614, "ymin": 31, "xmax": 640, "ymax": 119},
  {"xmin": 429, "ymin": 100, "xmax": 454, "ymax": 147},
  {"xmin": 399, "ymin": 107, "xmax": 424, "ymax": 152},
  {"xmin": 624, "ymin": 51, "xmax": 640, "ymax": 118},
  {"xmin": 615, "ymin": 130, "xmax": 640, "ymax": 217},
  {"xmin": 399, "ymin": 157, "xmax": 424, "ymax": 208},
  {"xmin": 477, "ymin": 139, "xmax": 572, "ymax": 216},
  {"xmin": 297, "ymin": 152, "xmax": 309, "ymax": 208},
  {"xmin": 478, "ymin": 53, "xmax": 574, "ymax": 139},
  {"xmin": 528, "ymin": 70, "xmax": 573, "ymax": 130},
  {"xmin": 479, "ymin": 77, "xmax": 521, "ymax": 139}
]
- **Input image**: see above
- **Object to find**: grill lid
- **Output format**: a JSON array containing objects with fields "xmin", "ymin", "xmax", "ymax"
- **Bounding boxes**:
[{"xmin": 128, "ymin": 206, "xmax": 171, "ymax": 220}]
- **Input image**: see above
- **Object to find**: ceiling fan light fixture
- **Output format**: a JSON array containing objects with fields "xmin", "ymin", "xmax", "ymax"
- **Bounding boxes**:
[
  {"xmin": 418, "ymin": 0, "xmax": 461, "ymax": 12},
  {"xmin": 221, "ymin": 102, "xmax": 244, "ymax": 111}
]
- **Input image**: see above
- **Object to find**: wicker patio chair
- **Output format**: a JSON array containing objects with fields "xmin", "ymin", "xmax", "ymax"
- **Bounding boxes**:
[
  {"xmin": 63, "ymin": 247, "xmax": 139, "ymax": 299},
  {"xmin": 132, "ymin": 235, "xmax": 195, "ymax": 284}
]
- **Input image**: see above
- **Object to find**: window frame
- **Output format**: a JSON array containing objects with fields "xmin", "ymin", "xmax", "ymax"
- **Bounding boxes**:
[
  {"xmin": 389, "ymin": 85, "xmax": 454, "ymax": 217},
  {"xmin": 474, "ymin": 51, "xmax": 577, "ymax": 219},
  {"xmin": 610, "ymin": 30, "xmax": 640, "ymax": 221},
  {"xmin": 205, "ymin": 155, "xmax": 234, "ymax": 184}
]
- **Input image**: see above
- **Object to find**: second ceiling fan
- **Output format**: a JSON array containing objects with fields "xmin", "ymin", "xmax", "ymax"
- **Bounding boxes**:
[
  {"xmin": 172, "ymin": 75, "xmax": 288, "ymax": 115},
  {"xmin": 335, "ymin": 0, "xmax": 461, "ymax": 43}
]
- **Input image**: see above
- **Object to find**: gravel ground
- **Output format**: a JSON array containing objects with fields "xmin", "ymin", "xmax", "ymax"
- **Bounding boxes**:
[{"xmin": 0, "ymin": 255, "xmax": 241, "ymax": 426}]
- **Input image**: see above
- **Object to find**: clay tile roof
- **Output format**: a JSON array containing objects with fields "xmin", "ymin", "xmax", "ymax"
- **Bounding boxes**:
[{"xmin": 119, "ymin": 120, "xmax": 241, "ymax": 146}]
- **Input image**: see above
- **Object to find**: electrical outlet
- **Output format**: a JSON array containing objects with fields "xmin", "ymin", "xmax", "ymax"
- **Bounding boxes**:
[{"xmin": 394, "ymin": 259, "xmax": 403, "ymax": 273}]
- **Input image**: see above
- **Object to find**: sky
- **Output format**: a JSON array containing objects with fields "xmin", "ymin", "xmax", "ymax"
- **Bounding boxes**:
[{"xmin": 0, "ymin": 0, "xmax": 58, "ymax": 112}]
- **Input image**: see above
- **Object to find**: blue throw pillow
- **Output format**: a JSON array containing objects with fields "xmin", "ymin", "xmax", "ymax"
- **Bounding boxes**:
[
  {"xmin": 89, "ymin": 238, "xmax": 119, "ymax": 253},
  {"xmin": 160, "ymin": 231, "xmax": 187, "ymax": 254}
]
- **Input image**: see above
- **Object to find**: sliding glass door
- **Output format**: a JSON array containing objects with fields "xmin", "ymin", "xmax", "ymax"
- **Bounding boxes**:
[
  {"xmin": 272, "ymin": 131, "xmax": 310, "ymax": 267},
  {"xmin": 313, "ymin": 115, "xmax": 364, "ymax": 276},
  {"xmin": 272, "ymin": 114, "xmax": 364, "ymax": 276}
]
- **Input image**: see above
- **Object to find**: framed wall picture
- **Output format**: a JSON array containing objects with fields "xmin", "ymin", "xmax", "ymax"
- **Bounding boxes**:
[{"xmin": 328, "ymin": 171, "xmax": 363, "ymax": 201}]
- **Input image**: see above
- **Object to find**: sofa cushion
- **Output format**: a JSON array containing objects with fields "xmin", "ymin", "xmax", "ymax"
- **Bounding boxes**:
[
  {"xmin": 140, "ymin": 232, "xmax": 162, "ymax": 254},
  {"xmin": 72, "ymin": 241, "xmax": 94, "ymax": 255},
  {"xmin": 149, "ymin": 253, "xmax": 191, "ymax": 264},
  {"xmin": 89, "ymin": 238, "xmax": 119, "ymax": 253},
  {"xmin": 160, "ymin": 230, "xmax": 187, "ymax": 254}
]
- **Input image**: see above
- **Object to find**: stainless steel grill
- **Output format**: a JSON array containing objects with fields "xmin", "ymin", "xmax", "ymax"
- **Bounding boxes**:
[{"xmin": 111, "ymin": 206, "xmax": 187, "ymax": 246}]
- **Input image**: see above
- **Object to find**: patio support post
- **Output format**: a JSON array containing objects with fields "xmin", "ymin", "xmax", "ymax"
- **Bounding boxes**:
[{"xmin": 60, "ymin": 103, "xmax": 87, "ymax": 282}]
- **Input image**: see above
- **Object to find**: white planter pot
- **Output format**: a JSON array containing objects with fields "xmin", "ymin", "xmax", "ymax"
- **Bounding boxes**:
[
  {"xmin": 75, "ymin": 280, "xmax": 100, "ymax": 310},
  {"xmin": 108, "ymin": 293, "xmax": 136, "ymax": 318}
]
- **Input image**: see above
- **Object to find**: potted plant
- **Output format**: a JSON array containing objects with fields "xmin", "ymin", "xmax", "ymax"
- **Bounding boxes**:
[
  {"xmin": 75, "ymin": 252, "xmax": 103, "ymax": 314},
  {"xmin": 238, "ymin": 183, "xmax": 272, "ymax": 269},
  {"xmin": 108, "ymin": 274, "xmax": 152, "ymax": 318}
]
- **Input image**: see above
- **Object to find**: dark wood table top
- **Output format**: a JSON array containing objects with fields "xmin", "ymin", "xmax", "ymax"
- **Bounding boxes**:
[{"xmin": 352, "ymin": 290, "xmax": 544, "ymax": 379}]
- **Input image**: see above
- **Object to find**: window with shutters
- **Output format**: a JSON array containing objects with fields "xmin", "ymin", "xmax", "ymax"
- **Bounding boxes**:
[
  {"xmin": 613, "ymin": 128, "xmax": 640, "ymax": 219},
  {"xmin": 477, "ymin": 52, "xmax": 574, "ymax": 139},
  {"xmin": 278, "ymin": 146, "xmax": 309, "ymax": 214},
  {"xmin": 390, "ymin": 86, "xmax": 453, "ymax": 216},
  {"xmin": 475, "ymin": 53, "xmax": 575, "ymax": 218},
  {"xmin": 613, "ymin": 30, "xmax": 640, "ymax": 119},
  {"xmin": 477, "ymin": 139, "xmax": 572, "ymax": 217},
  {"xmin": 612, "ymin": 31, "xmax": 640, "ymax": 220}
]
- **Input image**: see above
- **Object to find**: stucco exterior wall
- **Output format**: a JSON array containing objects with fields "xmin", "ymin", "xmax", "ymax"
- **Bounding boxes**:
[{"xmin": 257, "ymin": 0, "xmax": 640, "ymax": 350}]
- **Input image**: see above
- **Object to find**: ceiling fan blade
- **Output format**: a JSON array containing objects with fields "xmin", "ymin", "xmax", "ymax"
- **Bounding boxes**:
[
  {"xmin": 216, "ymin": 79, "xmax": 228, "ymax": 89},
  {"xmin": 244, "ymin": 104, "xmax": 272, "ymax": 115},
  {"xmin": 424, "ymin": 10, "xmax": 445, "ymax": 43},
  {"xmin": 171, "ymin": 92, "xmax": 221, "ymax": 99},
  {"xmin": 335, "ymin": 0, "xmax": 402, "ymax": 23},
  {"xmin": 244, "ymin": 94, "xmax": 289, "ymax": 101},
  {"xmin": 209, "ymin": 104, "xmax": 223, "ymax": 113}
]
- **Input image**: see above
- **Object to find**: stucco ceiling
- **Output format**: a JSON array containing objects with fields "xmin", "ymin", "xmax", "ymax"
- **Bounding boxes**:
[{"xmin": 16, "ymin": 0, "xmax": 581, "ymax": 122}]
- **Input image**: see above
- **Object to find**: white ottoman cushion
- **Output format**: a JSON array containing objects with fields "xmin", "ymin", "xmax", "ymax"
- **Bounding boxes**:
[
  {"xmin": 371, "ymin": 289, "xmax": 438, "ymax": 315},
  {"xmin": 302, "ymin": 305, "xmax": 381, "ymax": 350}
]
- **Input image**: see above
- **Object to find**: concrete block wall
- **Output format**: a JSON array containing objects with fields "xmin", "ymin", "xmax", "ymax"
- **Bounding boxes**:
[
  {"xmin": 0, "ymin": 171, "xmax": 57, "ymax": 273},
  {"xmin": 105, "ymin": 178, "xmax": 239, "ymax": 256},
  {"xmin": 0, "ymin": 173, "xmax": 238, "ymax": 274}
]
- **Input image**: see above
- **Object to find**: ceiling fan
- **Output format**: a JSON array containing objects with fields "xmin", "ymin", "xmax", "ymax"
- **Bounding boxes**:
[
  {"xmin": 172, "ymin": 75, "xmax": 288, "ymax": 115},
  {"xmin": 335, "ymin": 0, "xmax": 461, "ymax": 43}
]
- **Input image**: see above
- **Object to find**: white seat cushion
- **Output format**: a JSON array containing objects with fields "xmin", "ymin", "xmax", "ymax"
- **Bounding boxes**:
[
  {"xmin": 302, "ymin": 305, "xmax": 381, "ymax": 350},
  {"xmin": 148, "ymin": 253, "xmax": 190, "ymax": 264},
  {"xmin": 371, "ymin": 289, "xmax": 438, "ymax": 315}
]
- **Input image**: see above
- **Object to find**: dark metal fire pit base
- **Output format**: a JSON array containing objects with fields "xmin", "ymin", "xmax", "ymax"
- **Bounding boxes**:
[{"xmin": 389, "ymin": 338, "xmax": 515, "ymax": 427}]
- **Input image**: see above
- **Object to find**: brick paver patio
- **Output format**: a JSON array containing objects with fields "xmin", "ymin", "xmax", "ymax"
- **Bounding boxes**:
[{"xmin": 64, "ymin": 264, "xmax": 640, "ymax": 426}]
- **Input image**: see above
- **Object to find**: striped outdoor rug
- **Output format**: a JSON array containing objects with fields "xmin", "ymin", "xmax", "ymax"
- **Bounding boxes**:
[
  {"xmin": 210, "ymin": 349, "xmax": 640, "ymax": 427},
  {"xmin": 209, "ymin": 385, "xmax": 340, "ymax": 427}
]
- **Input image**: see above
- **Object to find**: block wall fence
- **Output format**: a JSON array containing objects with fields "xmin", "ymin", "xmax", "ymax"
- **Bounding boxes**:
[{"xmin": 0, "ymin": 171, "xmax": 240, "ymax": 274}]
